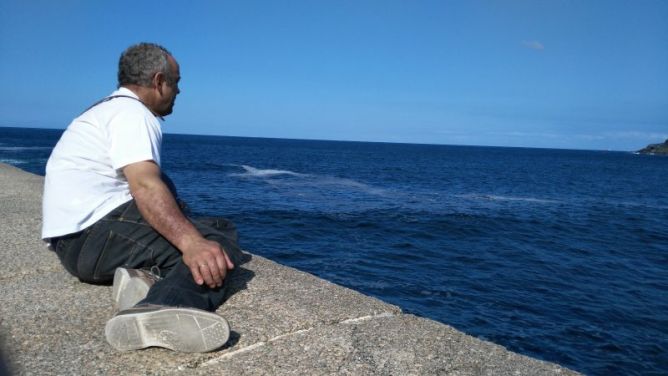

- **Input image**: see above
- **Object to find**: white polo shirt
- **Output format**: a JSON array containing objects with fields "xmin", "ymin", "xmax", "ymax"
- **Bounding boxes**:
[{"xmin": 42, "ymin": 87, "xmax": 162, "ymax": 239}]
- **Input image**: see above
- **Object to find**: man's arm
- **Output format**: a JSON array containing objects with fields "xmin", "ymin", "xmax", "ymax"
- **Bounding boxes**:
[{"xmin": 123, "ymin": 160, "xmax": 234, "ymax": 288}]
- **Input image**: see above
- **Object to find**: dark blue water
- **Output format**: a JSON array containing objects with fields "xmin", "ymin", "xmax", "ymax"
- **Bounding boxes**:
[{"xmin": 2, "ymin": 126, "xmax": 667, "ymax": 375}]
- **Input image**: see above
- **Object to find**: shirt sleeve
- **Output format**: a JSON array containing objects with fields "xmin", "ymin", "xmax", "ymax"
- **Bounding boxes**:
[{"xmin": 107, "ymin": 107, "xmax": 162, "ymax": 170}]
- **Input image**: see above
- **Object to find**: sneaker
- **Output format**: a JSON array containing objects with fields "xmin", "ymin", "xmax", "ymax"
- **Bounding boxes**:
[
  {"xmin": 112, "ymin": 268, "xmax": 161, "ymax": 311},
  {"xmin": 105, "ymin": 304, "xmax": 230, "ymax": 353}
]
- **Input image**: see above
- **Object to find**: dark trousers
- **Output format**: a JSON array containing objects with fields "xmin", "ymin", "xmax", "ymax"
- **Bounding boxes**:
[{"xmin": 53, "ymin": 200, "xmax": 243, "ymax": 311}]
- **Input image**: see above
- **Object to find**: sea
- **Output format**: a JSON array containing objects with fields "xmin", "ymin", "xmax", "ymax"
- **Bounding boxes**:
[{"xmin": 1, "ymin": 126, "xmax": 666, "ymax": 375}]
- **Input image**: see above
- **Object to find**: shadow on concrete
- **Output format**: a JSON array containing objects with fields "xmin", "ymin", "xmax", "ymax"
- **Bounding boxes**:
[
  {"xmin": 224, "ymin": 252, "xmax": 255, "ymax": 301},
  {"xmin": 221, "ymin": 330, "xmax": 242, "ymax": 350},
  {"xmin": 0, "ymin": 335, "xmax": 12, "ymax": 376}
]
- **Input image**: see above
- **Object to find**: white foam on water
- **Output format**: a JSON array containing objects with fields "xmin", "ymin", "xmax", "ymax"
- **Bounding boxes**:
[
  {"xmin": 614, "ymin": 200, "xmax": 668, "ymax": 211},
  {"xmin": 228, "ymin": 164, "xmax": 387, "ymax": 196},
  {"xmin": 0, "ymin": 146, "xmax": 52, "ymax": 151},
  {"xmin": 310, "ymin": 176, "xmax": 387, "ymax": 196},
  {"xmin": 230, "ymin": 164, "xmax": 308, "ymax": 178},
  {"xmin": 0, "ymin": 158, "xmax": 27, "ymax": 164},
  {"xmin": 458, "ymin": 193, "xmax": 559, "ymax": 204}
]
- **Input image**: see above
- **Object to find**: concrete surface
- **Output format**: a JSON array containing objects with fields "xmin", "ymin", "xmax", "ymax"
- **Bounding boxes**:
[{"xmin": 0, "ymin": 163, "xmax": 579, "ymax": 375}]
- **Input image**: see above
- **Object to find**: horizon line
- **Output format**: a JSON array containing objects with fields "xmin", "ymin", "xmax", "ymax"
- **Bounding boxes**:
[{"xmin": 0, "ymin": 124, "xmax": 641, "ymax": 153}]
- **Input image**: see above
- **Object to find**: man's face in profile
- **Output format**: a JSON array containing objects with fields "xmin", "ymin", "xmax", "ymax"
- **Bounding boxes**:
[{"xmin": 158, "ymin": 55, "xmax": 180, "ymax": 116}]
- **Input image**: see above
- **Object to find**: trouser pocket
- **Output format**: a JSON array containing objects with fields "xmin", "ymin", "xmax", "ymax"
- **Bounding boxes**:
[{"xmin": 54, "ymin": 231, "xmax": 85, "ymax": 278}]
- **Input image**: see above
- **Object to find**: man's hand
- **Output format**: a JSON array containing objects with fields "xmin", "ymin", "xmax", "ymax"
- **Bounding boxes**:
[{"xmin": 181, "ymin": 238, "xmax": 235, "ymax": 288}]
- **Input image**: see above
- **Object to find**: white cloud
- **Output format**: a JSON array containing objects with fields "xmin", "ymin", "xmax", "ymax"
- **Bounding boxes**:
[
  {"xmin": 522, "ymin": 40, "xmax": 545, "ymax": 50},
  {"xmin": 601, "ymin": 131, "xmax": 668, "ymax": 141}
]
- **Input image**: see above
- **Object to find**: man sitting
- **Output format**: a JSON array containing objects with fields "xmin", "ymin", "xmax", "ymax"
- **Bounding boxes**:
[{"xmin": 42, "ymin": 42, "xmax": 242, "ymax": 353}]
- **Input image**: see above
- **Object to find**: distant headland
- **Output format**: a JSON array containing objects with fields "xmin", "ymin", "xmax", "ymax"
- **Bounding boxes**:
[{"xmin": 637, "ymin": 139, "xmax": 668, "ymax": 155}]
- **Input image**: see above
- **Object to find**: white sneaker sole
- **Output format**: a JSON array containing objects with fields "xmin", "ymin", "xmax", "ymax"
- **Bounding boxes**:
[
  {"xmin": 111, "ymin": 268, "xmax": 153, "ymax": 311},
  {"xmin": 105, "ymin": 307, "xmax": 230, "ymax": 353}
]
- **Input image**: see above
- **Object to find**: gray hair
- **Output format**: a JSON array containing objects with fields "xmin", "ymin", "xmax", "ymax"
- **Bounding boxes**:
[{"xmin": 117, "ymin": 43, "xmax": 173, "ymax": 87}]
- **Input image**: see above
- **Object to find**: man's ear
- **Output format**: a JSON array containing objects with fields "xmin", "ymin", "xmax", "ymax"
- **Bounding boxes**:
[{"xmin": 152, "ymin": 72, "xmax": 165, "ymax": 94}]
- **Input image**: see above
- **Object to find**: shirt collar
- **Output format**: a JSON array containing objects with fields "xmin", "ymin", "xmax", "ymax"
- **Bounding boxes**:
[{"xmin": 113, "ymin": 86, "xmax": 141, "ymax": 99}]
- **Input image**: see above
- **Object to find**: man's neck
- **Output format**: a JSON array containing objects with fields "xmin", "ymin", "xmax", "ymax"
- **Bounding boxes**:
[
  {"xmin": 121, "ymin": 84, "xmax": 150, "ymax": 102},
  {"xmin": 120, "ymin": 85, "xmax": 159, "ymax": 117}
]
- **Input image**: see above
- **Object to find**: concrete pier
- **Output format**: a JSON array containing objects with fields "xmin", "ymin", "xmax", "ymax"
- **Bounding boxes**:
[{"xmin": 0, "ymin": 163, "xmax": 578, "ymax": 375}]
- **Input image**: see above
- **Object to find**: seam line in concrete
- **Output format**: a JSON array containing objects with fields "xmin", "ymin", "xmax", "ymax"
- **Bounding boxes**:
[
  {"xmin": 340, "ymin": 312, "xmax": 396, "ymax": 324},
  {"xmin": 199, "ymin": 312, "xmax": 400, "ymax": 368}
]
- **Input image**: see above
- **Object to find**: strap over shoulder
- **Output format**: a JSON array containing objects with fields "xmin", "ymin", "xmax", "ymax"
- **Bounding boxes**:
[{"xmin": 79, "ymin": 95, "xmax": 152, "ymax": 117}]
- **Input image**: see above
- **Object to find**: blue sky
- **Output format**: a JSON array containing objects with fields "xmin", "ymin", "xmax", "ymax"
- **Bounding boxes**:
[{"xmin": 1, "ymin": 0, "xmax": 666, "ymax": 151}]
